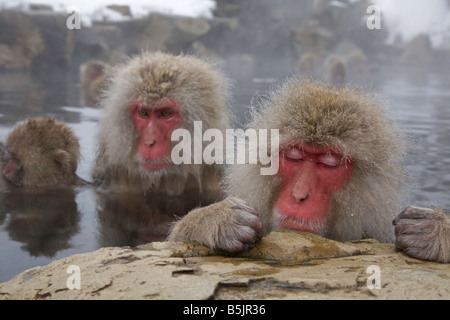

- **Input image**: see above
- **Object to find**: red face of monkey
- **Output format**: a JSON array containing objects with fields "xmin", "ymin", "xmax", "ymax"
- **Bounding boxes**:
[
  {"xmin": 2, "ymin": 155, "xmax": 24, "ymax": 187},
  {"xmin": 274, "ymin": 144, "xmax": 353, "ymax": 234},
  {"xmin": 130, "ymin": 99, "xmax": 182, "ymax": 171}
]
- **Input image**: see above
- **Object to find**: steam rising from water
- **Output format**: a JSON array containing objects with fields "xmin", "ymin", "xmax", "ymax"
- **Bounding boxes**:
[{"xmin": 373, "ymin": 0, "xmax": 450, "ymax": 47}]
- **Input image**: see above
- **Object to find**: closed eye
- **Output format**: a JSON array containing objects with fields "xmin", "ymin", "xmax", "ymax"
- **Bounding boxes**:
[
  {"xmin": 283, "ymin": 147, "xmax": 304, "ymax": 162},
  {"xmin": 317, "ymin": 154, "xmax": 341, "ymax": 168}
]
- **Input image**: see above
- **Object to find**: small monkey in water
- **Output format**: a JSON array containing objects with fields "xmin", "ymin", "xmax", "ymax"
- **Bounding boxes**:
[{"xmin": 1, "ymin": 117, "xmax": 83, "ymax": 189}]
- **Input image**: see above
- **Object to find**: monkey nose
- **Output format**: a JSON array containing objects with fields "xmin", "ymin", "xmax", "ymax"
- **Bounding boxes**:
[
  {"xmin": 292, "ymin": 181, "xmax": 311, "ymax": 203},
  {"xmin": 145, "ymin": 140, "xmax": 157, "ymax": 147},
  {"xmin": 293, "ymin": 192, "xmax": 309, "ymax": 203}
]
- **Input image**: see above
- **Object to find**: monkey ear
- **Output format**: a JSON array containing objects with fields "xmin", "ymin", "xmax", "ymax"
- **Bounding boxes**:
[{"xmin": 52, "ymin": 149, "xmax": 72, "ymax": 174}]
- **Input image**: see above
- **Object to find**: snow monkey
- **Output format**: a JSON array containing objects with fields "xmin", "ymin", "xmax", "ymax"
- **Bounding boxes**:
[
  {"xmin": 1, "ymin": 117, "xmax": 83, "ymax": 188},
  {"xmin": 169, "ymin": 78, "xmax": 450, "ymax": 263},
  {"xmin": 0, "ymin": 141, "xmax": 9, "ymax": 190},
  {"xmin": 92, "ymin": 51, "xmax": 230, "ymax": 196},
  {"xmin": 80, "ymin": 60, "xmax": 109, "ymax": 107}
]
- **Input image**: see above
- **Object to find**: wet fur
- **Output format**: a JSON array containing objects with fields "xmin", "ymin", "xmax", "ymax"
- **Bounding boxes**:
[
  {"xmin": 226, "ymin": 78, "xmax": 406, "ymax": 242},
  {"xmin": 80, "ymin": 60, "xmax": 109, "ymax": 107},
  {"xmin": 5, "ymin": 117, "xmax": 81, "ymax": 188},
  {"xmin": 393, "ymin": 206, "xmax": 450, "ymax": 263},
  {"xmin": 169, "ymin": 78, "xmax": 408, "ymax": 250}
]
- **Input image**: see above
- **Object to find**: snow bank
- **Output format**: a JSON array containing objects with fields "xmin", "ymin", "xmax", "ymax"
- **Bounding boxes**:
[
  {"xmin": 372, "ymin": 0, "xmax": 450, "ymax": 48},
  {"xmin": 0, "ymin": 0, "xmax": 217, "ymax": 26}
]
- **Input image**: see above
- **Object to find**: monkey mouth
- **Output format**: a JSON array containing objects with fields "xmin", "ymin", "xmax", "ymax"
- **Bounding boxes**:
[
  {"xmin": 273, "ymin": 211, "xmax": 326, "ymax": 235},
  {"xmin": 140, "ymin": 157, "xmax": 171, "ymax": 171}
]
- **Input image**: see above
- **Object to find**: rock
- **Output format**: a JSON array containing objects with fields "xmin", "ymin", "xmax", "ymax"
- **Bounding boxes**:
[
  {"xmin": 0, "ymin": 11, "xmax": 45, "ymax": 70},
  {"xmin": 165, "ymin": 15, "xmax": 211, "ymax": 51},
  {"xmin": 241, "ymin": 229, "xmax": 364, "ymax": 264},
  {"xmin": 27, "ymin": 12, "xmax": 75, "ymax": 73},
  {"xmin": 137, "ymin": 13, "xmax": 175, "ymax": 52},
  {"xmin": 0, "ymin": 10, "xmax": 78, "ymax": 74},
  {"xmin": 188, "ymin": 41, "xmax": 224, "ymax": 64},
  {"xmin": 29, "ymin": 4, "xmax": 53, "ymax": 12},
  {"xmin": 106, "ymin": 5, "xmax": 132, "ymax": 17},
  {"xmin": 199, "ymin": 17, "xmax": 239, "ymax": 57},
  {"xmin": 72, "ymin": 23, "xmax": 125, "ymax": 67},
  {"xmin": 73, "ymin": 12, "xmax": 212, "ymax": 67},
  {"xmin": 0, "ymin": 9, "xmax": 216, "ymax": 74},
  {"xmin": 137, "ymin": 13, "xmax": 211, "ymax": 53},
  {"xmin": 214, "ymin": 0, "xmax": 241, "ymax": 18},
  {"xmin": 1, "ymin": 230, "xmax": 448, "ymax": 300}
]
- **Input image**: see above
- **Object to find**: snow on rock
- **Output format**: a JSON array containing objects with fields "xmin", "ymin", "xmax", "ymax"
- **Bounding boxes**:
[{"xmin": 0, "ymin": 0, "xmax": 217, "ymax": 26}]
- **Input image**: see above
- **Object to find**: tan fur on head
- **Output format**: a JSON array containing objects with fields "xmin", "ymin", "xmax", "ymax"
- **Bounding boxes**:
[
  {"xmin": 6, "ymin": 117, "xmax": 80, "ymax": 187},
  {"xmin": 227, "ymin": 78, "xmax": 406, "ymax": 242},
  {"xmin": 80, "ymin": 60, "xmax": 109, "ymax": 107},
  {"xmin": 0, "ymin": 141, "xmax": 7, "ymax": 163},
  {"xmin": 92, "ymin": 51, "xmax": 231, "ymax": 193}
]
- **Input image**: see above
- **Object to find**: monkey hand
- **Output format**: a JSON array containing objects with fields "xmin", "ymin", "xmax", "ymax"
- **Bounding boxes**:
[
  {"xmin": 393, "ymin": 206, "xmax": 450, "ymax": 263},
  {"xmin": 168, "ymin": 197, "xmax": 264, "ymax": 253}
]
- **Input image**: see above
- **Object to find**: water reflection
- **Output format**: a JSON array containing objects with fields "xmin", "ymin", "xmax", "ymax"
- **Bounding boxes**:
[
  {"xmin": 0, "ymin": 189, "xmax": 80, "ymax": 257},
  {"xmin": 96, "ymin": 190, "xmax": 221, "ymax": 247},
  {"xmin": 0, "ymin": 184, "xmax": 220, "ymax": 282}
]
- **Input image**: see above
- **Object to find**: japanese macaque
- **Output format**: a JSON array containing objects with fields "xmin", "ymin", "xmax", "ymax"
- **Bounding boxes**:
[
  {"xmin": 169, "ymin": 78, "xmax": 450, "ymax": 263},
  {"xmin": 1, "ymin": 117, "xmax": 83, "ymax": 188},
  {"xmin": 328, "ymin": 58, "xmax": 346, "ymax": 86},
  {"xmin": 80, "ymin": 60, "xmax": 108, "ymax": 107},
  {"xmin": 0, "ymin": 141, "xmax": 7, "ymax": 162},
  {"xmin": 92, "ymin": 51, "xmax": 230, "ymax": 196},
  {"xmin": 296, "ymin": 53, "xmax": 346, "ymax": 86}
]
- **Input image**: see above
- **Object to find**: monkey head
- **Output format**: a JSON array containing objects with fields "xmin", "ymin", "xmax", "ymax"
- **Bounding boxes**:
[
  {"xmin": 93, "ymin": 51, "xmax": 230, "ymax": 193},
  {"xmin": 3, "ymin": 117, "xmax": 80, "ymax": 188},
  {"xmin": 169, "ymin": 78, "xmax": 448, "ymax": 262},
  {"xmin": 80, "ymin": 60, "xmax": 109, "ymax": 107},
  {"xmin": 227, "ymin": 79, "xmax": 406, "ymax": 242}
]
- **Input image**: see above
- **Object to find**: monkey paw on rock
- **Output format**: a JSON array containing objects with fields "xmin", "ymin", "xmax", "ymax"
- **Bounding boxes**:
[
  {"xmin": 168, "ymin": 197, "xmax": 263, "ymax": 253},
  {"xmin": 393, "ymin": 206, "xmax": 450, "ymax": 263}
]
